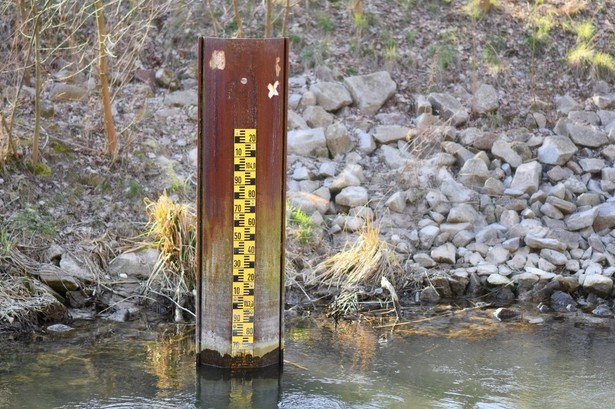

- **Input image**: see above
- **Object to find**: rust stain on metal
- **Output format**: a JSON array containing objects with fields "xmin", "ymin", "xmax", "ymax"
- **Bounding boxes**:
[{"xmin": 209, "ymin": 50, "xmax": 225, "ymax": 70}]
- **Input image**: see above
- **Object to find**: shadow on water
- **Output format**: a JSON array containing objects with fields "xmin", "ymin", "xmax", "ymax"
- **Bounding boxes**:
[{"xmin": 1, "ymin": 307, "xmax": 615, "ymax": 408}]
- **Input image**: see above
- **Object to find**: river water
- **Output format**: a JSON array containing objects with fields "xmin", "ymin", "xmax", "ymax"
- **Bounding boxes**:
[{"xmin": 1, "ymin": 306, "xmax": 614, "ymax": 409}]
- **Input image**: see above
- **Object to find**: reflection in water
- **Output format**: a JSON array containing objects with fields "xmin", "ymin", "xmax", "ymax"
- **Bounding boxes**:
[
  {"xmin": 196, "ymin": 367, "xmax": 280, "ymax": 409},
  {"xmin": 146, "ymin": 327, "xmax": 195, "ymax": 392},
  {"xmin": 0, "ymin": 309, "xmax": 614, "ymax": 408}
]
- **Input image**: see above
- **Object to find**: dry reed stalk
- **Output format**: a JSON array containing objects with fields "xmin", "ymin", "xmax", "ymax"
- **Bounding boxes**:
[
  {"xmin": 232, "ymin": 0, "xmax": 244, "ymax": 37},
  {"xmin": 265, "ymin": 0, "xmax": 273, "ymax": 37},
  {"xmin": 206, "ymin": 0, "xmax": 220, "ymax": 36}
]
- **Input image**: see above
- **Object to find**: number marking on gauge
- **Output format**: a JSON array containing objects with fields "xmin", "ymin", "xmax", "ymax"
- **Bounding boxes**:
[{"xmin": 231, "ymin": 128, "xmax": 257, "ymax": 357}]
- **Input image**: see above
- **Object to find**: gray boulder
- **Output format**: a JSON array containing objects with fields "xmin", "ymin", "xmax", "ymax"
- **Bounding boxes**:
[
  {"xmin": 373, "ymin": 125, "xmax": 410, "ymax": 144},
  {"xmin": 288, "ymin": 110, "xmax": 308, "ymax": 130},
  {"xmin": 579, "ymin": 158, "xmax": 606, "ymax": 173},
  {"xmin": 472, "ymin": 83, "xmax": 499, "ymax": 114},
  {"xmin": 164, "ymin": 90, "xmax": 198, "ymax": 107},
  {"xmin": 566, "ymin": 123, "xmax": 608, "ymax": 148},
  {"xmin": 594, "ymin": 203, "xmax": 615, "ymax": 232},
  {"xmin": 288, "ymin": 128, "xmax": 328, "ymax": 157},
  {"xmin": 447, "ymin": 203, "xmax": 480, "ymax": 224},
  {"xmin": 380, "ymin": 145, "xmax": 408, "ymax": 169},
  {"xmin": 155, "ymin": 68, "xmax": 179, "ymax": 90},
  {"xmin": 310, "ymin": 81, "xmax": 353, "ymax": 112},
  {"xmin": 510, "ymin": 161, "xmax": 542, "ymax": 194},
  {"xmin": 458, "ymin": 158, "xmax": 490, "ymax": 189},
  {"xmin": 108, "ymin": 248, "xmax": 160, "ymax": 280},
  {"xmin": 546, "ymin": 196, "xmax": 576, "ymax": 214},
  {"xmin": 60, "ymin": 253, "xmax": 96, "ymax": 282},
  {"xmin": 601, "ymin": 167, "xmax": 615, "ymax": 192},
  {"xmin": 565, "ymin": 207, "xmax": 599, "ymax": 231},
  {"xmin": 555, "ymin": 94, "xmax": 582, "ymax": 114},
  {"xmin": 583, "ymin": 275, "xmax": 613, "ymax": 297},
  {"xmin": 303, "ymin": 106, "xmax": 334, "ymax": 128},
  {"xmin": 419, "ymin": 225, "xmax": 440, "ymax": 249},
  {"xmin": 428, "ymin": 92, "xmax": 469, "ymax": 126},
  {"xmin": 525, "ymin": 235, "xmax": 566, "ymax": 251},
  {"xmin": 537, "ymin": 136, "xmax": 578, "ymax": 165},
  {"xmin": 329, "ymin": 164, "xmax": 364, "ymax": 192},
  {"xmin": 335, "ymin": 186, "xmax": 368, "ymax": 208},
  {"xmin": 540, "ymin": 249, "xmax": 567, "ymax": 266},
  {"xmin": 431, "ymin": 243, "xmax": 456, "ymax": 264},
  {"xmin": 492, "ymin": 139, "xmax": 522, "ymax": 168},
  {"xmin": 568, "ymin": 110, "xmax": 600, "ymax": 126},
  {"xmin": 287, "ymin": 191, "xmax": 330, "ymax": 215},
  {"xmin": 344, "ymin": 71, "xmax": 397, "ymax": 114},
  {"xmin": 487, "ymin": 273, "xmax": 512, "ymax": 286},
  {"xmin": 49, "ymin": 83, "xmax": 88, "ymax": 102},
  {"xmin": 325, "ymin": 122, "xmax": 353, "ymax": 156},
  {"xmin": 385, "ymin": 192, "xmax": 406, "ymax": 212}
]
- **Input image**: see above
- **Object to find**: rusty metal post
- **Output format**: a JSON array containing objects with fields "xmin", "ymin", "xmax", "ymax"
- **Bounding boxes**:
[{"xmin": 196, "ymin": 37, "xmax": 288, "ymax": 369}]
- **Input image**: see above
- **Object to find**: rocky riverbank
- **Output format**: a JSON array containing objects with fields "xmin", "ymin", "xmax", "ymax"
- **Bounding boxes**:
[
  {"xmin": 2, "ymin": 1, "xmax": 615, "ymax": 332},
  {"xmin": 285, "ymin": 68, "xmax": 615, "ymax": 316}
]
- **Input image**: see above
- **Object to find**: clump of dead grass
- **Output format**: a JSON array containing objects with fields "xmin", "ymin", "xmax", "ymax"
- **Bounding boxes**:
[
  {"xmin": 0, "ymin": 270, "xmax": 67, "ymax": 331},
  {"xmin": 310, "ymin": 221, "xmax": 403, "ymax": 318},
  {"xmin": 312, "ymin": 221, "xmax": 401, "ymax": 289},
  {"xmin": 143, "ymin": 192, "xmax": 196, "ymax": 320}
]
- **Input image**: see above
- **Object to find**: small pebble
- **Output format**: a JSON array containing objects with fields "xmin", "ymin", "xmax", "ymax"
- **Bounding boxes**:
[
  {"xmin": 493, "ymin": 307, "xmax": 520, "ymax": 321},
  {"xmin": 591, "ymin": 305, "xmax": 614, "ymax": 317},
  {"xmin": 46, "ymin": 324, "xmax": 73, "ymax": 332}
]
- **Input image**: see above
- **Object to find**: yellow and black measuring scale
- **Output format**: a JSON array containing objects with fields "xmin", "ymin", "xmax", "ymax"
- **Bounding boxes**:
[
  {"xmin": 231, "ymin": 128, "xmax": 257, "ymax": 356},
  {"xmin": 196, "ymin": 37, "xmax": 288, "ymax": 370}
]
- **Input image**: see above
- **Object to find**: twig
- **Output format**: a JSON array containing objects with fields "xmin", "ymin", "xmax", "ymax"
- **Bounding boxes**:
[
  {"xmin": 148, "ymin": 289, "xmax": 196, "ymax": 318},
  {"xmin": 374, "ymin": 304, "xmax": 489, "ymax": 329},
  {"xmin": 284, "ymin": 359, "xmax": 308, "ymax": 370}
]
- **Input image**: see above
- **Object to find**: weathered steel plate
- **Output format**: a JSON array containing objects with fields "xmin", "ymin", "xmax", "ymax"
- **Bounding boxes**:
[{"xmin": 196, "ymin": 37, "xmax": 288, "ymax": 369}]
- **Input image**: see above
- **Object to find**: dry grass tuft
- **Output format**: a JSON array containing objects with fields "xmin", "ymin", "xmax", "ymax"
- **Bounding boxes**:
[
  {"xmin": 143, "ymin": 192, "xmax": 196, "ymax": 318},
  {"xmin": 0, "ymin": 269, "xmax": 67, "ymax": 330},
  {"xmin": 312, "ymin": 221, "xmax": 402, "ymax": 289}
]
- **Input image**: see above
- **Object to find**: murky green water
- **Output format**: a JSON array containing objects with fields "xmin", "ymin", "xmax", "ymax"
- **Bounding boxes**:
[{"xmin": 1, "ymin": 308, "xmax": 614, "ymax": 409}]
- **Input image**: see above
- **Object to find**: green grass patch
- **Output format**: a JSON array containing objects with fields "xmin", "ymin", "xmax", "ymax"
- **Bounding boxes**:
[
  {"xmin": 575, "ymin": 20, "xmax": 594, "ymax": 42},
  {"xmin": 429, "ymin": 43, "xmax": 457, "ymax": 71},
  {"xmin": 26, "ymin": 161, "xmax": 52, "ymax": 177},
  {"xmin": 10, "ymin": 207, "xmax": 57, "ymax": 239},
  {"xmin": 0, "ymin": 227, "xmax": 13, "ymax": 256},
  {"xmin": 566, "ymin": 21, "xmax": 615, "ymax": 79},
  {"xmin": 317, "ymin": 13, "xmax": 335, "ymax": 35},
  {"xmin": 288, "ymin": 204, "xmax": 314, "ymax": 245}
]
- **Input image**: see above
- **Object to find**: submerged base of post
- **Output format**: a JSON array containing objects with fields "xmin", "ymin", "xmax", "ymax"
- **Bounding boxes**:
[
  {"xmin": 196, "ymin": 37, "xmax": 288, "ymax": 369},
  {"xmin": 197, "ymin": 347, "xmax": 282, "ymax": 369}
]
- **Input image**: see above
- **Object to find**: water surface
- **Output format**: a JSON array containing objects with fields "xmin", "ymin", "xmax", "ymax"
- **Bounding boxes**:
[{"xmin": 1, "ymin": 308, "xmax": 614, "ymax": 409}]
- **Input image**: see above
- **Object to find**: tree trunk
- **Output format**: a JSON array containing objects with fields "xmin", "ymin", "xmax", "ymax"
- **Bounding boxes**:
[
  {"xmin": 282, "ymin": 0, "xmax": 290, "ymax": 37},
  {"xmin": 94, "ymin": 0, "xmax": 118, "ymax": 160},
  {"xmin": 18, "ymin": 0, "xmax": 31, "ymax": 87},
  {"xmin": 32, "ymin": 0, "xmax": 41, "ymax": 163}
]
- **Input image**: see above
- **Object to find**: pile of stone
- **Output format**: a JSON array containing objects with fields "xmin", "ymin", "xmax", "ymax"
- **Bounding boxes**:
[{"xmin": 285, "ymin": 67, "xmax": 615, "ymax": 308}]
